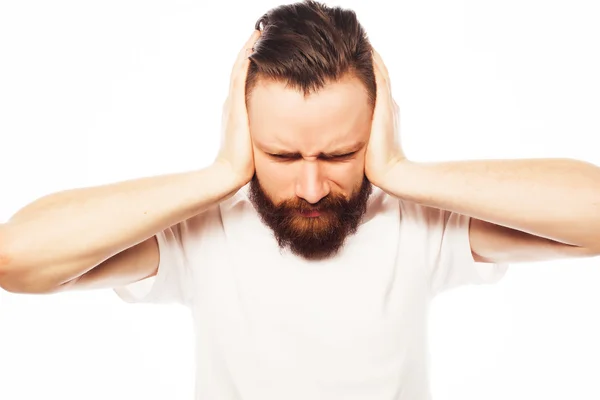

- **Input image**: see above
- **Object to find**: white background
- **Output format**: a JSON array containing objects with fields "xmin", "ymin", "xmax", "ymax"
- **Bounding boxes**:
[{"xmin": 1, "ymin": 0, "xmax": 599, "ymax": 399}]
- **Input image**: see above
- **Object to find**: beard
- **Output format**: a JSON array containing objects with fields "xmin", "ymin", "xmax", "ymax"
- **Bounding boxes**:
[{"xmin": 248, "ymin": 174, "xmax": 373, "ymax": 261}]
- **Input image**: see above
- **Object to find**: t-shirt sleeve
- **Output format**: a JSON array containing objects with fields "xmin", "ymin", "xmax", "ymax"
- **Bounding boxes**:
[
  {"xmin": 113, "ymin": 222, "xmax": 194, "ymax": 307},
  {"xmin": 399, "ymin": 200, "xmax": 509, "ymax": 297}
]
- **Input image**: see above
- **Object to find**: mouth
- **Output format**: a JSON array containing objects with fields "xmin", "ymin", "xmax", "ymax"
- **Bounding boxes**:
[{"xmin": 297, "ymin": 210, "xmax": 322, "ymax": 218}]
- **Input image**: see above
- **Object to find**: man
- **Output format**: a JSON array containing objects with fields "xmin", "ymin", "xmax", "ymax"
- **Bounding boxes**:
[{"xmin": 0, "ymin": 0, "xmax": 599, "ymax": 399}]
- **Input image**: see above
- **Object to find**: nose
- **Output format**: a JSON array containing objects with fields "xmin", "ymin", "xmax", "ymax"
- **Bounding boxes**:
[{"xmin": 295, "ymin": 160, "xmax": 330, "ymax": 204}]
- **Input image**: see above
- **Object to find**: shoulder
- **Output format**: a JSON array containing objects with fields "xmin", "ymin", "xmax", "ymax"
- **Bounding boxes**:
[
  {"xmin": 182, "ymin": 184, "xmax": 250, "ymax": 233},
  {"xmin": 398, "ymin": 198, "xmax": 450, "ymax": 223},
  {"xmin": 367, "ymin": 188, "xmax": 450, "ymax": 227}
]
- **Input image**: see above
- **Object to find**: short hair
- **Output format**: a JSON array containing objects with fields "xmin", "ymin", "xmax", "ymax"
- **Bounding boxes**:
[{"xmin": 246, "ymin": 0, "xmax": 376, "ymax": 107}]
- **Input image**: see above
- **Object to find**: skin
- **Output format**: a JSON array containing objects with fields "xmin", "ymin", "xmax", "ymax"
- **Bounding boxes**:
[
  {"xmin": 245, "ymin": 74, "xmax": 374, "ymax": 259},
  {"xmin": 244, "ymin": 34, "xmax": 600, "ymax": 264},
  {"xmin": 248, "ymin": 74, "xmax": 372, "ymax": 206},
  {"xmin": 1, "ymin": 30, "xmax": 599, "ymax": 295},
  {"xmin": 369, "ymin": 48, "xmax": 600, "ymax": 262}
]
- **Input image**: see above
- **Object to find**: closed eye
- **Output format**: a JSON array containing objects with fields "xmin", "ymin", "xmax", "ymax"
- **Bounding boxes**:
[
  {"xmin": 321, "ymin": 151, "xmax": 358, "ymax": 161},
  {"xmin": 267, "ymin": 153, "xmax": 301, "ymax": 161},
  {"xmin": 266, "ymin": 151, "xmax": 359, "ymax": 162}
]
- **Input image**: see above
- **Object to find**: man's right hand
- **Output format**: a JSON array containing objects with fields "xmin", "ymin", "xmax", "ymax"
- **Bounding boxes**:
[
  {"xmin": 0, "ymin": 32, "xmax": 264, "ymax": 295},
  {"xmin": 215, "ymin": 30, "xmax": 261, "ymax": 187}
]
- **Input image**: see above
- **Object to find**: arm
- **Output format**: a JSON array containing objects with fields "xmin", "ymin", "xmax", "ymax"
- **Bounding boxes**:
[
  {"xmin": 0, "ymin": 30, "xmax": 262, "ymax": 294},
  {"xmin": 381, "ymin": 158, "xmax": 600, "ymax": 263},
  {"xmin": 58, "ymin": 234, "xmax": 160, "ymax": 292},
  {"xmin": 0, "ymin": 163, "xmax": 242, "ymax": 294},
  {"xmin": 366, "ymin": 50, "xmax": 600, "ymax": 264}
]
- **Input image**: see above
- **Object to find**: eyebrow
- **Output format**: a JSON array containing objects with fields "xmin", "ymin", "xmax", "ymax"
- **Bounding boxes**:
[{"xmin": 267, "ymin": 141, "xmax": 367, "ymax": 159}]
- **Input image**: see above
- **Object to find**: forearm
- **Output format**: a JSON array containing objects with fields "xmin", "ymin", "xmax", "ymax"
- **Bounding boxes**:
[
  {"xmin": 382, "ymin": 157, "xmax": 600, "ymax": 248},
  {"xmin": 0, "ymin": 162, "xmax": 242, "ymax": 282}
]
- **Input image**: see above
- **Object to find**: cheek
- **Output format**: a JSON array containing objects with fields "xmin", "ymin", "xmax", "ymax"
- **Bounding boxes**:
[
  {"xmin": 254, "ymin": 156, "xmax": 295, "ymax": 196},
  {"xmin": 318, "ymin": 161, "xmax": 364, "ymax": 197},
  {"xmin": 324, "ymin": 162, "xmax": 354, "ymax": 176}
]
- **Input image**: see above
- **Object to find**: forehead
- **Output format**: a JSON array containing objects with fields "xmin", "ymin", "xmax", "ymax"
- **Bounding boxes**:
[{"xmin": 247, "ymin": 75, "xmax": 372, "ymax": 153}]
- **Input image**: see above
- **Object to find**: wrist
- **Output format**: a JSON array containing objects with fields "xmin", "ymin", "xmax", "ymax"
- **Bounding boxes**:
[
  {"xmin": 208, "ymin": 161, "xmax": 251, "ymax": 195},
  {"xmin": 370, "ymin": 157, "xmax": 408, "ymax": 190},
  {"xmin": 375, "ymin": 158, "xmax": 417, "ymax": 199}
]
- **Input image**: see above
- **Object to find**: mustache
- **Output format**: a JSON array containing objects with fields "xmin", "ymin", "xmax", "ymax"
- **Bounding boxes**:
[
  {"xmin": 276, "ymin": 196, "xmax": 345, "ymax": 213},
  {"xmin": 265, "ymin": 200, "xmax": 369, "ymax": 219}
]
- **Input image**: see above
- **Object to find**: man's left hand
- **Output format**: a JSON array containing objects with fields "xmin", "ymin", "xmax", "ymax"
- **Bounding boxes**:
[{"xmin": 365, "ymin": 49, "xmax": 406, "ymax": 189}]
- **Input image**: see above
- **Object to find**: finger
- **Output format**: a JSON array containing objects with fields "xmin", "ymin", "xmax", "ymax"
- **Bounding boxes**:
[
  {"xmin": 372, "ymin": 50, "xmax": 394, "ymax": 96},
  {"xmin": 229, "ymin": 31, "xmax": 261, "ymax": 110},
  {"xmin": 373, "ymin": 57, "xmax": 391, "ymax": 105},
  {"xmin": 238, "ymin": 30, "xmax": 261, "ymax": 60},
  {"xmin": 372, "ymin": 50, "xmax": 390, "ymax": 82},
  {"xmin": 231, "ymin": 30, "xmax": 261, "ymax": 79},
  {"xmin": 229, "ymin": 31, "xmax": 261, "ymax": 95}
]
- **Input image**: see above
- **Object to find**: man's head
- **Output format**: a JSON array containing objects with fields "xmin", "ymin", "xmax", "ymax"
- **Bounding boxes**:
[{"xmin": 245, "ymin": 0, "xmax": 376, "ymax": 260}]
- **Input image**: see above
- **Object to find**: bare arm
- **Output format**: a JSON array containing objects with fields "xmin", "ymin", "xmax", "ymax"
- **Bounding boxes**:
[
  {"xmin": 382, "ymin": 158, "xmax": 600, "ymax": 262},
  {"xmin": 0, "ymin": 163, "xmax": 242, "ymax": 294},
  {"xmin": 0, "ymin": 30, "xmax": 262, "ymax": 295},
  {"xmin": 57, "ymin": 234, "xmax": 160, "ymax": 293}
]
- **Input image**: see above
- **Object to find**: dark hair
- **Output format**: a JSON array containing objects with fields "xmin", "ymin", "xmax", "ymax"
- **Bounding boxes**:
[{"xmin": 246, "ymin": 0, "xmax": 375, "ymax": 107}]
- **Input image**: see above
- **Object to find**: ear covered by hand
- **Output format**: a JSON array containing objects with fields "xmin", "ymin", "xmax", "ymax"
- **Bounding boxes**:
[
  {"xmin": 364, "ymin": 49, "xmax": 406, "ymax": 189},
  {"xmin": 215, "ymin": 30, "xmax": 261, "ymax": 187}
]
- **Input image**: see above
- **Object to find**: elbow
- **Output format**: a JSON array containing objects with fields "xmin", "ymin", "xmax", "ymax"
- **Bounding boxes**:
[
  {"xmin": 0, "ymin": 249, "xmax": 13, "ymax": 273},
  {"xmin": 0, "ymin": 258, "xmax": 29, "ymax": 294},
  {"xmin": 0, "ymin": 239, "xmax": 18, "ymax": 291},
  {"xmin": 0, "ymin": 224, "xmax": 18, "ymax": 292},
  {"xmin": 0, "ymin": 250, "xmax": 59, "ymax": 295},
  {"xmin": 0, "ymin": 272, "xmax": 62, "ymax": 294},
  {"xmin": 0, "ymin": 225, "xmax": 62, "ymax": 294}
]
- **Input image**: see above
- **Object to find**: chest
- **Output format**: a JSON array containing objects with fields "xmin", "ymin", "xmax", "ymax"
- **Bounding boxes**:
[{"xmin": 191, "ymin": 204, "xmax": 432, "ymax": 375}]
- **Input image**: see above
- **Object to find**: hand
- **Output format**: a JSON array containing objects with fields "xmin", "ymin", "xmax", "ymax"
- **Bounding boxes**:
[
  {"xmin": 365, "ymin": 49, "xmax": 406, "ymax": 188},
  {"xmin": 214, "ymin": 30, "xmax": 261, "ymax": 187}
]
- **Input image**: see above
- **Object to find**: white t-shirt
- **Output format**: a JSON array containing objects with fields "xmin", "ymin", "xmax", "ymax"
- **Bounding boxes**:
[{"xmin": 114, "ymin": 185, "xmax": 508, "ymax": 400}]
